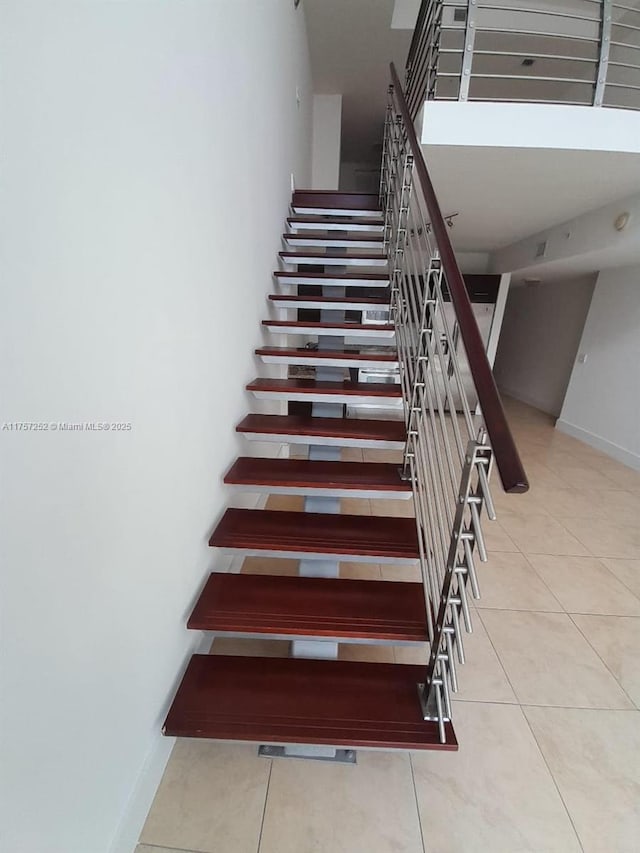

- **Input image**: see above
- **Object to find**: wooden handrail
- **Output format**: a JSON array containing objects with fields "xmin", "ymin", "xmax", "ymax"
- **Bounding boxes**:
[{"xmin": 389, "ymin": 63, "xmax": 528, "ymax": 494}]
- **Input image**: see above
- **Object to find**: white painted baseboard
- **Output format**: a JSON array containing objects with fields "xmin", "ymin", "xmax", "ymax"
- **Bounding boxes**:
[
  {"xmin": 109, "ymin": 443, "xmax": 287, "ymax": 853},
  {"xmin": 556, "ymin": 419, "xmax": 640, "ymax": 471}
]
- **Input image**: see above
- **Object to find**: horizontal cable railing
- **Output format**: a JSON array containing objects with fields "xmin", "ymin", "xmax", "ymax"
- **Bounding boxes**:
[
  {"xmin": 405, "ymin": 0, "xmax": 640, "ymax": 115},
  {"xmin": 380, "ymin": 63, "xmax": 527, "ymax": 741}
]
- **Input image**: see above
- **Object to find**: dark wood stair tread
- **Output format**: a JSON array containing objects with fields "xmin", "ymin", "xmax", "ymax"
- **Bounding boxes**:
[
  {"xmin": 268, "ymin": 294, "xmax": 389, "ymax": 306},
  {"xmin": 280, "ymin": 251, "xmax": 387, "ymax": 261},
  {"xmin": 164, "ymin": 655, "xmax": 455, "ymax": 749},
  {"xmin": 236, "ymin": 414, "xmax": 407, "ymax": 444},
  {"xmin": 263, "ymin": 320, "xmax": 394, "ymax": 332},
  {"xmin": 292, "ymin": 190, "xmax": 382, "ymax": 212},
  {"xmin": 275, "ymin": 271, "xmax": 389, "ymax": 281},
  {"xmin": 209, "ymin": 509, "xmax": 419, "ymax": 560},
  {"xmin": 288, "ymin": 216, "xmax": 385, "ymax": 227},
  {"xmin": 247, "ymin": 378, "xmax": 402, "ymax": 398},
  {"xmin": 224, "ymin": 457, "xmax": 411, "ymax": 492},
  {"xmin": 256, "ymin": 346, "xmax": 397, "ymax": 362},
  {"xmin": 284, "ymin": 233, "xmax": 384, "ymax": 243},
  {"xmin": 189, "ymin": 573, "xmax": 426, "ymax": 641}
]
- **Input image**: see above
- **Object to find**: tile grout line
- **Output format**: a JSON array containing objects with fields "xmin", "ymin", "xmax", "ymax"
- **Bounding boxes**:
[
  {"xmin": 476, "ymin": 604, "xmax": 640, "ymax": 618},
  {"xmin": 519, "ymin": 709, "xmax": 586, "ymax": 853},
  {"xmin": 137, "ymin": 844, "xmax": 210, "ymax": 853},
  {"xmin": 408, "ymin": 752, "xmax": 428, "ymax": 853},
  {"xmin": 516, "ymin": 551, "xmax": 569, "ymax": 611},
  {"xmin": 474, "ymin": 608, "xmax": 521, "ymax": 704},
  {"xmin": 567, "ymin": 613, "xmax": 638, "ymax": 710},
  {"xmin": 255, "ymin": 754, "xmax": 274, "ymax": 853}
]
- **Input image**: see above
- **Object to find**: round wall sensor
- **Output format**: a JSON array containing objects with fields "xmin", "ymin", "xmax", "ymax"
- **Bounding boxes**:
[{"xmin": 614, "ymin": 212, "xmax": 631, "ymax": 231}]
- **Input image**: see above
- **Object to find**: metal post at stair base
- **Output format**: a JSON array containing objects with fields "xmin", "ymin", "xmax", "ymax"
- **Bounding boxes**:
[{"xmin": 260, "ymin": 745, "xmax": 357, "ymax": 764}]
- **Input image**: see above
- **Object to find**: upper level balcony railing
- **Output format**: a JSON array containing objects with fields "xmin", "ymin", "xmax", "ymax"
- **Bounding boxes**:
[{"xmin": 406, "ymin": 0, "xmax": 640, "ymax": 118}]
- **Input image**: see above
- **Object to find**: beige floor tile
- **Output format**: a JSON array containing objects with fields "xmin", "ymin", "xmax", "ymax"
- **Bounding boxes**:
[
  {"xmin": 412, "ymin": 702, "xmax": 581, "ymax": 853},
  {"xmin": 553, "ymin": 463, "xmax": 624, "ymax": 491},
  {"xmin": 394, "ymin": 613, "xmax": 517, "ymax": 703},
  {"xmin": 211, "ymin": 637, "xmax": 289, "ymax": 657},
  {"xmin": 339, "ymin": 642, "xmax": 395, "ymax": 662},
  {"xmin": 380, "ymin": 563, "xmax": 421, "ymax": 581},
  {"xmin": 516, "ymin": 462, "xmax": 574, "ymax": 491},
  {"xmin": 140, "ymin": 741, "xmax": 270, "ymax": 853},
  {"xmin": 136, "ymin": 846, "xmax": 187, "ymax": 853},
  {"xmin": 341, "ymin": 446, "xmax": 364, "ymax": 462},
  {"xmin": 591, "ymin": 460, "xmax": 640, "ymax": 490},
  {"xmin": 524, "ymin": 707, "xmax": 640, "ymax": 853},
  {"xmin": 241, "ymin": 555, "xmax": 299, "ymax": 576},
  {"xmin": 561, "ymin": 516, "xmax": 640, "ymax": 559},
  {"xmin": 526, "ymin": 554, "xmax": 640, "ymax": 616},
  {"xmin": 601, "ymin": 557, "xmax": 640, "ymax": 598},
  {"xmin": 339, "ymin": 561, "xmax": 381, "ymax": 580},
  {"xmin": 598, "ymin": 489, "xmax": 640, "ymax": 525},
  {"xmin": 510, "ymin": 486, "xmax": 621, "ymax": 521},
  {"xmin": 362, "ymin": 448, "xmax": 404, "ymax": 464},
  {"xmin": 340, "ymin": 497, "xmax": 372, "ymax": 515},
  {"xmin": 259, "ymin": 751, "xmax": 423, "ymax": 853},
  {"xmin": 497, "ymin": 514, "xmax": 590, "ymax": 556},
  {"xmin": 476, "ymin": 551, "xmax": 562, "ymax": 612},
  {"xmin": 572, "ymin": 614, "xmax": 640, "ymax": 707},
  {"xmin": 483, "ymin": 520, "xmax": 520, "ymax": 553},
  {"xmin": 265, "ymin": 494, "xmax": 304, "ymax": 512},
  {"xmin": 369, "ymin": 497, "xmax": 415, "ymax": 517},
  {"xmin": 491, "ymin": 484, "xmax": 552, "ymax": 517},
  {"xmin": 480, "ymin": 610, "xmax": 633, "ymax": 709}
]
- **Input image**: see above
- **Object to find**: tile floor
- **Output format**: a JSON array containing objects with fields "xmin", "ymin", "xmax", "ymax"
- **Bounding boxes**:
[{"xmin": 137, "ymin": 398, "xmax": 640, "ymax": 853}]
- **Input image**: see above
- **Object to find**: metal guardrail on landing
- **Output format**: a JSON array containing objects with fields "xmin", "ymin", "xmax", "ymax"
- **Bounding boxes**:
[
  {"xmin": 406, "ymin": 0, "xmax": 640, "ymax": 117},
  {"xmin": 380, "ymin": 63, "xmax": 528, "ymax": 742}
]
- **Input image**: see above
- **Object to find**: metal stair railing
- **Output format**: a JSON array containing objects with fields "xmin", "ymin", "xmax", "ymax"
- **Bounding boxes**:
[
  {"xmin": 405, "ymin": 0, "xmax": 640, "ymax": 117},
  {"xmin": 380, "ymin": 63, "xmax": 528, "ymax": 743}
]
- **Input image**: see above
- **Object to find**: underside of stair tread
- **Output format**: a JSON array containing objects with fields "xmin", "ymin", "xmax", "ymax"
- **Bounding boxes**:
[
  {"xmin": 275, "ymin": 271, "xmax": 388, "ymax": 282},
  {"xmin": 263, "ymin": 320, "xmax": 394, "ymax": 333},
  {"xmin": 189, "ymin": 573, "xmax": 426, "ymax": 641},
  {"xmin": 236, "ymin": 414, "xmax": 407, "ymax": 445},
  {"xmin": 246, "ymin": 378, "xmax": 402, "ymax": 398},
  {"xmin": 287, "ymin": 215, "xmax": 385, "ymax": 228},
  {"xmin": 224, "ymin": 457, "xmax": 411, "ymax": 492},
  {"xmin": 284, "ymin": 233, "xmax": 384, "ymax": 243},
  {"xmin": 280, "ymin": 250, "xmax": 387, "ymax": 261},
  {"xmin": 269, "ymin": 294, "xmax": 389, "ymax": 307},
  {"xmin": 209, "ymin": 508, "xmax": 419, "ymax": 560},
  {"xmin": 163, "ymin": 654, "xmax": 457, "ymax": 750},
  {"xmin": 255, "ymin": 346, "xmax": 397, "ymax": 363}
]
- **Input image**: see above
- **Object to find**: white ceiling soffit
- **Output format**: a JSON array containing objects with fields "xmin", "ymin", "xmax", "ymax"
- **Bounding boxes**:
[
  {"xmin": 305, "ymin": 0, "xmax": 412, "ymax": 162},
  {"xmin": 423, "ymin": 144, "xmax": 640, "ymax": 253},
  {"xmin": 391, "ymin": 0, "xmax": 421, "ymax": 29}
]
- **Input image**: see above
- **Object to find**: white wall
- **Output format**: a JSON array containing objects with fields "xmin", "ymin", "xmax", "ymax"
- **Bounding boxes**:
[
  {"xmin": 311, "ymin": 94, "xmax": 342, "ymax": 189},
  {"xmin": 493, "ymin": 274, "xmax": 596, "ymax": 416},
  {"xmin": 558, "ymin": 266, "xmax": 640, "ymax": 469},
  {"xmin": 491, "ymin": 190, "xmax": 640, "ymax": 278},
  {"xmin": 0, "ymin": 3, "xmax": 312, "ymax": 853}
]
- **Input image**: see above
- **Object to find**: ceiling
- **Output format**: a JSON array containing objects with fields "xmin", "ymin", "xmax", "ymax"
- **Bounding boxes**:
[
  {"xmin": 304, "ymin": 0, "xmax": 413, "ymax": 162},
  {"xmin": 423, "ymin": 145, "xmax": 640, "ymax": 252}
]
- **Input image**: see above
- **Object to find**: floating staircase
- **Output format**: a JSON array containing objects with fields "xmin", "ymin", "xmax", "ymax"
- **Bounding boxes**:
[
  {"xmin": 163, "ymin": 188, "xmax": 457, "ymax": 752},
  {"xmin": 163, "ymin": 61, "xmax": 528, "ymax": 758}
]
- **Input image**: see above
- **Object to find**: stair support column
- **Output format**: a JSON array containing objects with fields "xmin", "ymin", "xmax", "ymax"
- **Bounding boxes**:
[{"xmin": 286, "ymin": 266, "xmax": 347, "ymax": 761}]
